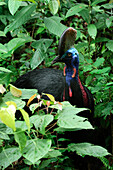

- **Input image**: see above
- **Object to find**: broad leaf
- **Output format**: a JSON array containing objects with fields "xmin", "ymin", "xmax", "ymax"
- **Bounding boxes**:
[
  {"xmin": 66, "ymin": 4, "xmax": 87, "ymax": 18},
  {"xmin": 88, "ymin": 24, "xmax": 97, "ymax": 39},
  {"xmin": 57, "ymin": 104, "xmax": 93, "ymax": 130},
  {"xmin": 31, "ymin": 48, "xmax": 47, "ymax": 69},
  {"xmin": 8, "ymin": 0, "xmax": 21, "ymax": 15},
  {"xmin": 30, "ymin": 114, "xmax": 54, "ymax": 135},
  {"xmin": 49, "ymin": 0, "xmax": 59, "ymax": 15},
  {"xmin": 14, "ymin": 129, "xmax": 27, "ymax": 151},
  {"xmin": 0, "ymin": 103, "xmax": 16, "ymax": 131},
  {"xmin": 10, "ymin": 84, "xmax": 22, "ymax": 97},
  {"xmin": 68, "ymin": 143, "xmax": 110, "ymax": 157},
  {"xmin": 0, "ymin": 148, "xmax": 22, "ymax": 169},
  {"xmin": 4, "ymin": 3, "xmax": 36, "ymax": 34},
  {"xmin": 0, "ymin": 123, "xmax": 10, "ymax": 140},
  {"xmin": 23, "ymin": 138, "xmax": 51, "ymax": 164},
  {"xmin": 44, "ymin": 16, "xmax": 67, "ymax": 37}
]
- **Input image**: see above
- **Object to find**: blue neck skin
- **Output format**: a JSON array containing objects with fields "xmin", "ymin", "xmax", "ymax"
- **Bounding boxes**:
[{"xmin": 61, "ymin": 48, "xmax": 79, "ymax": 86}]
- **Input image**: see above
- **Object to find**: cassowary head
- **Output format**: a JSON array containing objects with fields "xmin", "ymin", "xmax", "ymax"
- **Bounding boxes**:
[
  {"xmin": 52, "ymin": 27, "xmax": 78, "ymax": 65},
  {"xmin": 52, "ymin": 27, "xmax": 79, "ymax": 79}
]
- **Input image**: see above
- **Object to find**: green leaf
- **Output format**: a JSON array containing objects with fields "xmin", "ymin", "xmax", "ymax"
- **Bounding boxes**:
[
  {"xmin": 106, "ymin": 40, "xmax": 113, "ymax": 52},
  {"xmin": 7, "ymin": 38, "xmax": 34, "ymax": 52},
  {"xmin": 85, "ymin": 75, "xmax": 93, "ymax": 85},
  {"xmin": 106, "ymin": 16, "xmax": 113, "ymax": 28},
  {"xmin": 0, "ymin": 148, "xmax": 22, "ymax": 169},
  {"xmin": 0, "ymin": 31, "xmax": 6, "ymax": 37},
  {"xmin": 102, "ymin": 3, "xmax": 113, "ymax": 9},
  {"xmin": 68, "ymin": 143, "xmax": 110, "ymax": 157},
  {"xmin": 14, "ymin": 129, "xmax": 27, "ymax": 151},
  {"xmin": 0, "ymin": 123, "xmax": 10, "ymax": 140},
  {"xmin": 0, "ymin": 93, "xmax": 25, "ymax": 110},
  {"xmin": 0, "ymin": 2, "xmax": 6, "ymax": 5},
  {"xmin": 91, "ymin": 0, "xmax": 106, "ymax": 6},
  {"xmin": 0, "ymin": 43, "xmax": 8, "ymax": 53},
  {"xmin": 90, "ymin": 67, "xmax": 111, "ymax": 74},
  {"xmin": 44, "ymin": 16, "xmax": 67, "ymax": 37},
  {"xmin": 88, "ymin": 24, "xmax": 97, "ymax": 39},
  {"xmin": 31, "ymin": 48, "xmax": 47, "ymax": 69},
  {"xmin": 66, "ymin": 4, "xmax": 87, "ymax": 18},
  {"xmin": 23, "ymin": 138, "xmax": 51, "ymax": 164},
  {"xmin": 44, "ymin": 149, "xmax": 62, "ymax": 158},
  {"xmin": 30, "ymin": 115, "xmax": 54, "ymax": 135},
  {"xmin": 93, "ymin": 57, "xmax": 105, "ymax": 68},
  {"xmin": 4, "ymin": 3, "xmax": 36, "ymax": 34},
  {"xmin": 0, "ymin": 67, "xmax": 12, "ymax": 73},
  {"xmin": 15, "ymin": 120, "xmax": 33, "ymax": 131},
  {"xmin": 57, "ymin": 105, "xmax": 93, "ymax": 130},
  {"xmin": 31, "ymin": 39, "xmax": 53, "ymax": 69},
  {"xmin": 31, "ymin": 39, "xmax": 53, "ymax": 50},
  {"xmin": 79, "ymin": 9, "xmax": 90, "ymax": 24},
  {"xmin": 49, "ymin": 0, "xmax": 59, "ymax": 15},
  {"xmin": 19, "ymin": 109, "xmax": 30, "ymax": 132},
  {"xmin": 8, "ymin": 0, "xmax": 21, "ymax": 15}
]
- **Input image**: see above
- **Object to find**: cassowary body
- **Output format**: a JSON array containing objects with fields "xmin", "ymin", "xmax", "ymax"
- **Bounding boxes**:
[{"xmin": 14, "ymin": 27, "xmax": 94, "ymax": 119}]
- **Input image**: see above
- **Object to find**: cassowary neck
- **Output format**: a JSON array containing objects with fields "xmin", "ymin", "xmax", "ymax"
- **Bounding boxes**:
[{"xmin": 65, "ymin": 64, "xmax": 88, "ymax": 108}]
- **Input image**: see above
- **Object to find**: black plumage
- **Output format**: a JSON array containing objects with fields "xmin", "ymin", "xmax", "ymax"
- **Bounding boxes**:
[{"xmin": 14, "ymin": 27, "xmax": 94, "ymax": 117}]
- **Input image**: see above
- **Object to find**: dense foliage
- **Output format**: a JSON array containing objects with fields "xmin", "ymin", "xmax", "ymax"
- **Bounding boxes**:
[{"xmin": 0, "ymin": 0, "xmax": 113, "ymax": 169}]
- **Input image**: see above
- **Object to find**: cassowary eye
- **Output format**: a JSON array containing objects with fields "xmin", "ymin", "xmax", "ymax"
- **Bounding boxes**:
[
  {"xmin": 75, "ymin": 53, "xmax": 77, "ymax": 55},
  {"xmin": 67, "ymin": 53, "xmax": 72, "ymax": 57}
]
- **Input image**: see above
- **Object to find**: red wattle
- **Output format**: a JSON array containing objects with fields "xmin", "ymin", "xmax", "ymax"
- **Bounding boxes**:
[{"xmin": 69, "ymin": 86, "xmax": 72, "ymax": 97}]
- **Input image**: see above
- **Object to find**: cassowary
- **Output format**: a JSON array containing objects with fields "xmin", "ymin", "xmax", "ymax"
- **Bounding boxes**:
[{"xmin": 14, "ymin": 27, "xmax": 94, "ymax": 120}]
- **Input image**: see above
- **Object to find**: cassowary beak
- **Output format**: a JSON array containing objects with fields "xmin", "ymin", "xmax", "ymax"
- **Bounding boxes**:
[{"xmin": 52, "ymin": 55, "xmax": 61, "ymax": 64}]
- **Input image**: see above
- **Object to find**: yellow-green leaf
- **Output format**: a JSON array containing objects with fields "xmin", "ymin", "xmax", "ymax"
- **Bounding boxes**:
[
  {"xmin": 27, "ymin": 93, "xmax": 37, "ymax": 106},
  {"xmin": 10, "ymin": 84, "xmax": 22, "ymax": 97},
  {"xmin": 0, "ymin": 104, "xmax": 16, "ymax": 131},
  {"xmin": 19, "ymin": 109, "xmax": 30, "ymax": 132},
  {"xmin": 42, "ymin": 93, "xmax": 55, "ymax": 102}
]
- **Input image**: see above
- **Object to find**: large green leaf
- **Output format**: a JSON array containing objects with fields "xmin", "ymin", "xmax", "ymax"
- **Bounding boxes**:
[
  {"xmin": 30, "ymin": 114, "xmax": 54, "ymax": 135},
  {"xmin": 88, "ymin": 24, "xmax": 97, "ymax": 39},
  {"xmin": 68, "ymin": 143, "xmax": 110, "ymax": 157},
  {"xmin": 8, "ymin": 0, "xmax": 21, "ymax": 15},
  {"xmin": 31, "ymin": 48, "xmax": 47, "ymax": 69},
  {"xmin": 44, "ymin": 16, "xmax": 67, "ymax": 37},
  {"xmin": 57, "ymin": 103, "xmax": 93, "ymax": 130},
  {"xmin": 4, "ymin": 3, "xmax": 36, "ymax": 34},
  {"xmin": 66, "ymin": 4, "xmax": 87, "ymax": 18},
  {"xmin": 31, "ymin": 39, "xmax": 53, "ymax": 50},
  {"xmin": 79, "ymin": 9, "xmax": 90, "ymax": 24},
  {"xmin": 31, "ymin": 39, "xmax": 53, "ymax": 69},
  {"xmin": 106, "ymin": 40, "xmax": 113, "ymax": 52},
  {"xmin": 0, "ymin": 148, "xmax": 22, "ymax": 169},
  {"xmin": 14, "ymin": 129, "xmax": 27, "ymax": 152},
  {"xmin": 23, "ymin": 138, "xmax": 51, "ymax": 164},
  {"xmin": 7, "ymin": 37, "xmax": 34, "ymax": 52}
]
